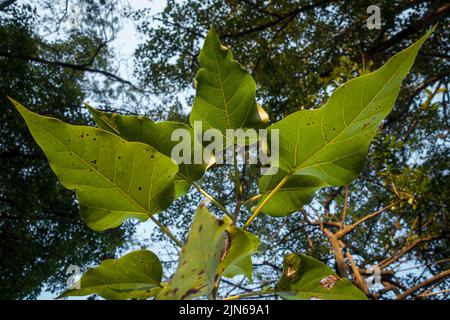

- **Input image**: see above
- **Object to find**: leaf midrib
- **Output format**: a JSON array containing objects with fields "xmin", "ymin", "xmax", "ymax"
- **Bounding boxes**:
[{"xmin": 214, "ymin": 59, "xmax": 232, "ymax": 129}]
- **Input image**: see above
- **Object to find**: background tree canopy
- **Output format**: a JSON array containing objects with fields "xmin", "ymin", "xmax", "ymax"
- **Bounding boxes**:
[
  {"xmin": 0, "ymin": 0, "xmax": 448, "ymax": 299},
  {"xmin": 0, "ymin": 1, "xmax": 136, "ymax": 299}
]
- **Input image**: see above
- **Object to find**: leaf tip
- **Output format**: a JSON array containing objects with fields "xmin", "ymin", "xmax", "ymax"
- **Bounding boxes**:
[
  {"xmin": 6, "ymin": 95, "xmax": 19, "ymax": 108},
  {"xmin": 6, "ymin": 97, "xmax": 28, "ymax": 116},
  {"xmin": 83, "ymin": 101, "xmax": 95, "ymax": 111}
]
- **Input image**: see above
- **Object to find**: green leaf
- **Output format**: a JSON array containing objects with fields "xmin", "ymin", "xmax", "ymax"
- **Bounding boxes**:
[
  {"xmin": 276, "ymin": 254, "xmax": 367, "ymax": 300},
  {"xmin": 189, "ymin": 26, "xmax": 267, "ymax": 138},
  {"xmin": 86, "ymin": 105, "xmax": 207, "ymax": 197},
  {"xmin": 59, "ymin": 250, "xmax": 163, "ymax": 300},
  {"xmin": 259, "ymin": 169, "xmax": 326, "ymax": 216},
  {"xmin": 156, "ymin": 203, "xmax": 231, "ymax": 300},
  {"xmin": 11, "ymin": 99, "xmax": 178, "ymax": 231},
  {"xmin": 174, "ymin": 179, "xmax": 192, "ymax": 198},
  {"xmin": 259, "ymin": 29, "xmax": 432, "ymax": 216},
  {"xmin": 218, "ymin": 226, "xmax": 261, "ymax": 282}
]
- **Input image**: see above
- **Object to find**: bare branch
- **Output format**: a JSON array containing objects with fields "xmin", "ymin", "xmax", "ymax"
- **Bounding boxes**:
[
  {"xmin": 335, "ymin": 199, "xmax": 405, "ymax": 239},
  {"xmin": 379, "ymin": 235, "xmax": 439, "ymax": 269},
  {"xmin": 323, "ymin": 228, "xmax": 349, "ymax": 277},
  {"xmin": 222, "ymin": 0, "xmax": 332, "ymax": 39},
  {"xmin": 397, "ymin": 269, "xmax": 450, "ymax": 300},
  {"xmin": 340, "ymin": 186, "xmax": 349, "ymax": 230},
  {"xmin": 366, "ymin": 3, "xmax": 450, "ymax": 58},
  {"xmin": 0, "ymin": 52, "xmax": 142, "ymax": 91},
  {"xmin": 345, "ymin": 250, "xmax": 369, "ymax": 294}
]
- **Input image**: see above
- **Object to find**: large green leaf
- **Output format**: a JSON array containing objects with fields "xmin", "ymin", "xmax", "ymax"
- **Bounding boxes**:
[
  {"xmin": 11, "ymin": 99, "xmax": 178, "ymax": 231},
  {"xmin": 276, "ymin": 254, "xmax": 367, "ymax": 300},
  {"xmin": 87, "ymin": 105, "xmax": 207, "ymax": 198},
  {"xmin": 258, "ymin": 29, "xmax": 432, "ymax": 216},
  {"xmin": 156, "ymin": 203, "xmax": 231, "ymax": 300},
  {"xmin": 60, "ymin": 250, "xmax": 163, "ymax": 300},
  {"xmin": 218, "ymin": 226, "xmax": 261, "ymax": 282},
  {"xmin": 189, "ymin": 26, "xmax": 267, "ymax": 138}
]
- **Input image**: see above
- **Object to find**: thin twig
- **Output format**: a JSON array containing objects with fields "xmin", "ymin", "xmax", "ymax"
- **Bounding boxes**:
[
  {"xmin": 340, "ymin": 185, "xmax": 349, "ymax": 230},
  {"xmin": 149, "ymin": 215, "xmax": 182, "ymax": 248},
  {"xmin": 346, "ymin": 251, "xmax": 369, "ymax": 294},
  {"xmin": 223, "ymin": 289, "xmax": 276, "ymax": 300},
  {"xmin": 397, "ymin": 269, "xmax": 450, "ymax": 300},
  {"xmin": 336, "ymin": 199, "xmax": 405, "ymax": 239}
]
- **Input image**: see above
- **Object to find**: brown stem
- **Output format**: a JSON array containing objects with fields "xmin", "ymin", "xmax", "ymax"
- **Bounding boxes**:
[
  {"xmin": 379, "ymin": 235, "xmax": 438, "ymax": 269},
  {"xmin": 340, "ymin": 186, "xmax": 349, "ymax": 230},
  {"xmin": 323, "ymin": 228, "xmax": 349, "ymax": 278}
]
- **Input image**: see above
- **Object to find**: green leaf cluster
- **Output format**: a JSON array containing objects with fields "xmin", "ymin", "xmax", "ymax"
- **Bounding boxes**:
[{"xmin": 10, "ymin": 25, "xmax": 431, "ymax": 300}]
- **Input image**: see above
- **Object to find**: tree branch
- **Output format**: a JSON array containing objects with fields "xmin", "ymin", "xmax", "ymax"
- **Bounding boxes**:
[
  {"xmin": 323, "ymin": 228, "xmax": 349, "ymax": 277},
  {"xmin": 222, "ymin": 0, "xmax": 332, "ymax": 39},
  {"xmin": 340, "ymin": 186, "xmax": 349, "ymax": 230},
  {"xmin": 345, "ymin": 250, "xmax": 369, "ymax": 294},
  {"xmin": 335, "ymin": 199, "xmax": 405, "ymax": 239},
  {"xmin": 397, "ymin": 269, "xmax": 450, "ymax": 300},
  {"xmin": 379, "ymin": 235, "xmax": 439, "ymax": 269},
  {"xmin": 366, "ymin": 3, "xmax": 450, "ymax": 58},
  {"xmin": 0, "ymin": 52, "xmax": 142, "ymax": 91}
]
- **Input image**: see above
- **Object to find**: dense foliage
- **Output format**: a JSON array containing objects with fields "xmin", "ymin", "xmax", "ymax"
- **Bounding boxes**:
[
  {"xmin": 0, "ymin": 1, "xmax": 134, "ymax": 299},
  {"xmin": 10, "ymin": 25, "xmax": 436, "ymax": 300},
  {"xmin": 1, "ymin": 0, "xmax": 448, "ymax": 300}
]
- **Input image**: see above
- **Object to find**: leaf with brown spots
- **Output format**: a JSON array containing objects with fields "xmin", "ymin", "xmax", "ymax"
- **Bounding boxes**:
[
  {"xmin": 258, "ymin": 30, "xmax": 432, "ymax": 216},
  {"xmin": 156, "ymin": 203, "xmax": 231, "ymax": 300},
  {"xmin": 86, "ymin": 105, "xmax": 209, "ymax": 199},
  {"xmin": 10, "ymin": 100, "xmax": 178, "ymax": 231},
  {"xmin": 217, "ymin": 226, "xmax": 261, "ymax": 282}
]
